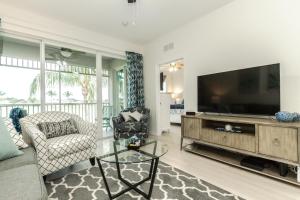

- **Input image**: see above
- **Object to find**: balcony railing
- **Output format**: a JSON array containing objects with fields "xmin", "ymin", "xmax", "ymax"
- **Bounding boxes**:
[{"xmin": 0, "ymin": 103, "xmax": 97, "ymax": 123}]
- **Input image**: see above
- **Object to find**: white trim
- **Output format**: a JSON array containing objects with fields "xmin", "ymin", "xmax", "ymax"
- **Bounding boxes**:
[
  {"xmin": 45, "ymin": 40, "xmax": 97, "ymax": 55},
  {"xmin": 96, "ymin": 53, "xmax": 103, "ymax": 139},
  {"xmin": 0, "ymin": 31, "xmax": 41, "ymax": 44},
  {"xmin": 159, "ymin": 58, "xmax": 184, "ymax": 66},
  {"xmin": 155, "ymin": 63, "xmax": 162, "ymax": 135}
]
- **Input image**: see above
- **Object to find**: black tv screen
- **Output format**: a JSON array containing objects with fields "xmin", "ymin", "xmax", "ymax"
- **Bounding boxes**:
[{"xmin": 197, "ymin": 64, "xmax": 280, "ymax": 116}]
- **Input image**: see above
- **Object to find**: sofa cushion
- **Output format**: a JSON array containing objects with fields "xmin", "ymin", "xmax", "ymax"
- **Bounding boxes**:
[
  {"xmin": 38, "ymin": 119, "xmax": 79, "ymax": 139},
  {"xmin": 0, "ymin": 164, "xmax": 47, "ymax": 200},
  {"xmin": 0, "ymin": 147, "xmax": 36, "ymax": 171},
  {"xmin": 47, "ymin": 134, "xmax": 93, "ymax": 160}
]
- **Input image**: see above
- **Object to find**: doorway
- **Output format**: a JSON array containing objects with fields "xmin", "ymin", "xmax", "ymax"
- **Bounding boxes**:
[{"xmin": 159, "ymin": 59, "xmax": 184, "ymax": 134}]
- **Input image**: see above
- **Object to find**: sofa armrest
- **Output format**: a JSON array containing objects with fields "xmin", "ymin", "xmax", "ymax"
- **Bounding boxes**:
[{"xmin": 20, "ymin": 118, "xmax": 48, "ymax": 158}]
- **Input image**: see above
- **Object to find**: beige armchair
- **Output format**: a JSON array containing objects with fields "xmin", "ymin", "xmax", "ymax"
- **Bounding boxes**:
[{"xmin": 20, "ymin": 112, "xmax": 97, "ymax": 176}]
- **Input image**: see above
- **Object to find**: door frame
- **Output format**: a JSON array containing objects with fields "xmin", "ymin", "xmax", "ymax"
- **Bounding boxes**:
[{"xmin": 156, "ymin": 58, "xmax": 184, "ymax": 135}]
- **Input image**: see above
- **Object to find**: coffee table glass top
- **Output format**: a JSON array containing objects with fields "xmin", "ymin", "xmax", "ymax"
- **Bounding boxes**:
[{"xmin": 97, "ymin": 139, "xmax": 168, "ymax": 164}]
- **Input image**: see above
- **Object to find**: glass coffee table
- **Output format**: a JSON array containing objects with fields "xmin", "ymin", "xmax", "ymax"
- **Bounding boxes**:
[{"xmin": 96, "ymin": 139, "xmax": 168, "ymax": 200}]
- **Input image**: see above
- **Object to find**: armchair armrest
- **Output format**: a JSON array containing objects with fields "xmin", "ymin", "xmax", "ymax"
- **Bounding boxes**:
[
  {"xmin": 140, "ymin": 113, "xmax": 150, "ymax": 134},
  {"xmin": 72, "ymin": 115, "xmax": 97, "ymax": 140},
  {"xmin": 112, "ymin": 115, "xmax": 124, "ymax": 128},
  {"xmin": 140, "ymin": 114, "xmax": 150, "ymax": 123},
  {"xmin": 20, "ymin": 118, "xmax": 48, "ymax": 158}
]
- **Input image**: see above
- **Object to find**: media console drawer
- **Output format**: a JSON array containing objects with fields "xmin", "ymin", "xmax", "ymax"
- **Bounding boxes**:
[
  {"xmin": 258, "ymin": 125, "xmax": 298, "ymax": 162},
  {"xmin": 201, "ymin": 128, "xmax": 256, "ymax": 152}
]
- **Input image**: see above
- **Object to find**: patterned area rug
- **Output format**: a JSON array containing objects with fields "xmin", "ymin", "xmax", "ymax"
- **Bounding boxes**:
[{"xmin": 46, "ymin": 162, "xmax": 245, "ymax": 200}]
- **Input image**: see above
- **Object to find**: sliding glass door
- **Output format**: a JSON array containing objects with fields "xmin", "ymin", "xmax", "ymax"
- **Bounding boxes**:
[
  {"xmin": 44, "ymin": 44, "xmax": 97, "ymax": 123},
  {"xmin": 102, "ymin": 56, "xmax": 126, "ymax": 137},
  {"xmin": 0, "ymin": 33, "xmax": 127, "ymax": 138}
]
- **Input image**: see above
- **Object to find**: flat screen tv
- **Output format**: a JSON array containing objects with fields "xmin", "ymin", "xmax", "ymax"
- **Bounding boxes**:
[{"xmin": 197, "ymin": 64, "xmax": 280, "ymax": 116}]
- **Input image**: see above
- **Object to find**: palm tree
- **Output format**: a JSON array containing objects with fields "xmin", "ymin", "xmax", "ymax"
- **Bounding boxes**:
[
  {"xmin": 63, "ymin": 91, "xmax": 73, "ymax": 99},
  {"xmin": 47, "ymin": 90, "xmax": 57, "ymax": 98},
  {"xmin": 30, "ymin": 69, "xmax": 95, "ymax": 103}
]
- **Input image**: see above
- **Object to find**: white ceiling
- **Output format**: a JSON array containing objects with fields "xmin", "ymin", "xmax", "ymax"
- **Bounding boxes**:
[{"xmin": 0, "ymin": 0, "xmax": 233, "ymax": 44}]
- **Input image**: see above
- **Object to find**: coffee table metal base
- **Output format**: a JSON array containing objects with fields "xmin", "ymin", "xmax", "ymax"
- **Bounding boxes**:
[{"xmin": 96, "ymin": 158, "xmax": 159, "ymax": 200}]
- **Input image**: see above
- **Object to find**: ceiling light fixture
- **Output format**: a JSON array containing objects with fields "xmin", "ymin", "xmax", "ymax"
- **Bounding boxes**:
[
  {"xmin": 123, "ymin": 0, "xmax": 139, "ymax": 27},
  {"xmin": 169, "ymin": 63, "xmax": 178, "ymax": 72},
  {"xmin": 60, "ymin": 48, "xmax": 75, "ymax": 58}
]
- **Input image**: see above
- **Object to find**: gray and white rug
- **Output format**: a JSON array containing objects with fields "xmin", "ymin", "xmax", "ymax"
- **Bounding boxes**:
[{"xmin": 46, "ymin": 162, "xmax": 245, "ymax": 200}]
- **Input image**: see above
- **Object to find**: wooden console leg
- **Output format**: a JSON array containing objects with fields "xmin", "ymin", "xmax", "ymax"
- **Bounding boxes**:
[
  {"xmin": 297, "ymin": 165, "xmax": 300, "ymax": 183},
  {"xmin": 180, "ymin": 137, "xmax": 183, "ymax": 151}
]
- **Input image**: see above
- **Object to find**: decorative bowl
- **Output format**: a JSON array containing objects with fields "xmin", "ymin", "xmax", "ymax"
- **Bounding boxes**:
[{"xmin": 275, "ymin": 111, "xmax": 299, "ymax": 122}]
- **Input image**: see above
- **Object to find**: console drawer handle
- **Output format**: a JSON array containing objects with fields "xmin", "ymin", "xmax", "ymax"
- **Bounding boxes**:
[{"xmin": 273, "ymin": 138, "xmax": 280, "ymax": 146}]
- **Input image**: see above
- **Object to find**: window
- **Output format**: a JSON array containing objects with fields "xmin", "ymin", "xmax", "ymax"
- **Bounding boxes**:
[{"xmin": 0, "ymin": 36, "xmax": 40, "ymax": 117}]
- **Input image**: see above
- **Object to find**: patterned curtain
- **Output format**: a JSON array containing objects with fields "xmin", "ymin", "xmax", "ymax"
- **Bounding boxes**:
[{"xmin": 125, "ymin": 51, "xmax": 144, "ymax": 108}]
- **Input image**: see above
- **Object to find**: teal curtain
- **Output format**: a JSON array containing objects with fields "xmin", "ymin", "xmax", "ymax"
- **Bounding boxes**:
[{"xmin": 125, "ymin": 51, "xmax": 144, "ymax": 108}]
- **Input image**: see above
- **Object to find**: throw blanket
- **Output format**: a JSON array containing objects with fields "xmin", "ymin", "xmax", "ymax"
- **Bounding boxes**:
[{"xmin": 9, "ymin": 108, "xmax": 28, "ymax": 133}]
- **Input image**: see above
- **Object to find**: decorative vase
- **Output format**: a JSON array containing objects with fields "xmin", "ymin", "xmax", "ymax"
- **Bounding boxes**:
[{"xmin": 275, "ymin": 111, "xmax": 299, "ymax": 122}]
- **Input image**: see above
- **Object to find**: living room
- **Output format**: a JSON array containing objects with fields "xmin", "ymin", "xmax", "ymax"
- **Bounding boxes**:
[{"xmin": 0, "ymin": 0, "xmax": 300, "ymax": 200}]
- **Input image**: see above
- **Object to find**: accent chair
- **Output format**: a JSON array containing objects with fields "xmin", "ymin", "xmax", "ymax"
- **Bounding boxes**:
[
  {"xmin": 20, "ymin": 112, "xmax": 97, "ymax": 176},
  {"xmin": 112, "ymin": 107, "xmax": 150, "ymax": 140}
]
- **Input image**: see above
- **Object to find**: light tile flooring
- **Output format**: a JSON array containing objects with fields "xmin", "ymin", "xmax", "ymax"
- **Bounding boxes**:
[{"xmin": 47, "ymin": 125, "xmax": 300, "ymax": 200}]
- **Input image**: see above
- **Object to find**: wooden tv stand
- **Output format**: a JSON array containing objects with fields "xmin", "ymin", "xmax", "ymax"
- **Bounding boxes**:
[{"xmin": 181, "ymin": 114, "xmax": 300, "ymax": 185}]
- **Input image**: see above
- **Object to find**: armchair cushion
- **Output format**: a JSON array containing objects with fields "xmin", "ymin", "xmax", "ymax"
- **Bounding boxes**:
[
  {"xmin": 37, "ymin": 119, "xmax": 79, "ymax": 139},
  {"xmin": 129, "ymin": 111, "xmax": 144, "ymax": 121},
  {"xmin": 47, "ymin": 134, "xmax": 93, "ymax": 160},
  {"xmin": 120, "ymin": 111, "xmax": 132, "ymax": 122}
]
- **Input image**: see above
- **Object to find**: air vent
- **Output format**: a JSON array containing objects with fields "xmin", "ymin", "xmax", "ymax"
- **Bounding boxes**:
[
  {"xmin": 128, "ymin": 0, "xmax": 136, "ymax": 3},
  {"xmin": 163, "ymin": 42, "xmax": 174, "ymax": 52}
]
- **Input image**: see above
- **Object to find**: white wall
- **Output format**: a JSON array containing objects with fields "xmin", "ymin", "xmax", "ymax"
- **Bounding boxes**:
[
  {"xmin": 0, "ymin": 2, "xmax": 143, "ymax": 55},
  {"xmin": 144, "ymin": 0, "xmax": 300, "ymax": 134},
  {"xmin": 160, "ymin": 68, "xmax": 184, "ymax": 102}
]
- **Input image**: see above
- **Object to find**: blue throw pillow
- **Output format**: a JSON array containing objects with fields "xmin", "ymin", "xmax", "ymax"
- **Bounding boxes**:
[{"xmin": 0, "ymin": 117, "xmax": 23, "ymax": 161}]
